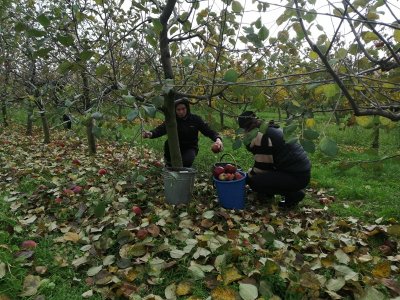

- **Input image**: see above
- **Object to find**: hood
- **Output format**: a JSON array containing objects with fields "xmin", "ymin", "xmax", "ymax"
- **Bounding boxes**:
[{"xmin": 174, "ymin": 97, "xmax": 191, "ymax": 114}]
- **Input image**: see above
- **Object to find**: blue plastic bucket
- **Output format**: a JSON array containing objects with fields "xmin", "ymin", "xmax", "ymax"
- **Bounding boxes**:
[{"xmin": 213, "ymin": 171, "xmax": 247, "ymax": 209}]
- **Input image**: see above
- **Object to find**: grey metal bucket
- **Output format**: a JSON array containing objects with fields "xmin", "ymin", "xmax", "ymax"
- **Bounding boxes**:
[{"xmin": 162, "ymin": 167, "xmax": 196, "ymax": 204}]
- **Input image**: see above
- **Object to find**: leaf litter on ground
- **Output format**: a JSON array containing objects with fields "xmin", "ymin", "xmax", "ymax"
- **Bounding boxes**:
[{"xmin": 0, "ymin": 126, "xmax": 399, "ymax": 299}]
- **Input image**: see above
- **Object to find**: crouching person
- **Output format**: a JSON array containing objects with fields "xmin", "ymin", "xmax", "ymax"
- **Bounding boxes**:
[{"xmin": 237, "ymin": 111, "xmax": 311, "ymax": 209}]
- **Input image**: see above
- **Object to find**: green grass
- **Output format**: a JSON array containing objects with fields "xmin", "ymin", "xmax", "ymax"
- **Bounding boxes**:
[
  {"xmin": 6, "ymin": 104, "xmax": 400, "ymax": 221},
  {"xmin": 0, "ymin": 195, "xmax": 103, "ymax": 300}
]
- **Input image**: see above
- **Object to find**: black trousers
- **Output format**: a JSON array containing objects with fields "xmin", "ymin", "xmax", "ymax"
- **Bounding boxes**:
[
  {"xmin": 164, "ymin": 147, "xmax": 198, "ymax": 168},
  {"xmin": 247, "ymin": 170, "xmax": 310, "ymax": 198}
]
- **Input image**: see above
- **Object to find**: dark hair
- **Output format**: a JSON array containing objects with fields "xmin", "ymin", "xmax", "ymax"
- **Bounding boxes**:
[
  {"xmin": 238, "ymin": 111, "xmax": 257, "ymax": 130},
  {"xmin": 174, "ymin": 98, "xmax": 190, "ymax": 113}
]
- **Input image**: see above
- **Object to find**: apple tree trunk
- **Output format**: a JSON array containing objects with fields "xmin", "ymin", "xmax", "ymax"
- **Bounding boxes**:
[
  {"xmin": 1, "ymin": 97, "xmax": 8, "ymax": 127},
  {"xmin": 86, "ymin": 116, "xmax": 96, "ymax": 155},
  {"xmin": 39, "ymin": 111, "xmax": 51, "ymax": 144},
  {"xmin": 26, "ymin": 102, "xmax": 33, "ymax": 136},
  {"xmin": 159, "ymin": 0, "xmax": 182, "ymax": 168}
]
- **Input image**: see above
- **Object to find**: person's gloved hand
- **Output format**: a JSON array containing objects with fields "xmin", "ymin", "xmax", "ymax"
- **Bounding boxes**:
[
  {"xmin": 142, "ymin": 131, "xmax": 152, "ymax": 138},
  {"xmin": 211, "ymin": 138, "xmax": 223, "ymax": 153}
]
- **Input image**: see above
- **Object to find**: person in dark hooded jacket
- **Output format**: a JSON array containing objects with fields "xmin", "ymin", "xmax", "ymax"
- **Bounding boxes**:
[
  {"xmin": 238, "ymin": 111, "xmax": 311, "ymax": 209},
  {"xmin": 142, "ymin": 98, "xmax": 223, "ymax": 168}
]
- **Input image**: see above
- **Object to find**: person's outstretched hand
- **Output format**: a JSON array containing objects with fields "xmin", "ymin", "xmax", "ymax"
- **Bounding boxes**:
[
  {"xmin": 211, "ymin": 138, "xmax": 223, "ymax": 153},
  {"xmin": 142, "ymin": 131, "xmax": 152, "ymax": 138}
]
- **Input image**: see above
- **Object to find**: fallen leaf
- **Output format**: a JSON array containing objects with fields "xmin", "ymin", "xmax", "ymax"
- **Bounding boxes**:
[
  {"xmin": 239, "ymin": 282, "xmax": 258, "ymax": 300},
  {"xmin": 371, "ymin": 261, "xmax": 391, "ymax": 278},
  {"xmin": 19, "ymin": 275, "xmax": 41, "ymax": 297},
  {"xmin": 222, "ymin": 266, "xmax": 243, "ymax": 285}
]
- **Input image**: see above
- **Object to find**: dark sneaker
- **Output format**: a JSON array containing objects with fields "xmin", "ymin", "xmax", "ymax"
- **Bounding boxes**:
[
  {"xmin": 278, "ymin": 190, "xmax": 305, "ymax": 209},
  {"xmin": 256, "ymin": 193, "xmax": 275, "ymax": 202}
]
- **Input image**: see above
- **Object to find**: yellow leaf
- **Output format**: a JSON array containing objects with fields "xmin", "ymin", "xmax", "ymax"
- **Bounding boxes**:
[
  {"xmin": 309, "ymin": 51, "xmax": 319, "ymax": 60},
  {"xmin": 372, "ymin": 261, "xmax": 391, "ymax": 278},
  {"xmin": 222, "ymin": 266, "xmax": 243, "ymax": 285},
  {"xmin": 394, "ymin": 29, "xmax": 400, "ymax": 43},
  {"xmin": 355, "ymin": 116, "xmax": 374, "ymax": 128},
  {"xmin": 305, "ymin": 118, "xmax": 315, "ymax": 128},
  {"xmin": 63, "ymin": 232, "xmax": 80, "ymax": 243},
  {"xmin": 176, "ymin": 281, "xmax": 192, "ymax": 296},
  {"xmin": 379, "ymin": 116, "xmax": 396, "ymax": 129},
  {"xmin": 211, "ymin": 286, "xmax": 237, "ymax": 300}
]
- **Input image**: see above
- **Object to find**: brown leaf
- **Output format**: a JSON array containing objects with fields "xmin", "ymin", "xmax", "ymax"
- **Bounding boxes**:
[
  {"xmin": 116, "ymin": 282, "xmax": 137, "ymax": 298},
  {"xmin": 93, "ymin": 270, "xmax": 113, "ymax": 285},
  {"xmin": 371, "ymin": 261, "xmax": 391, "ymax": 278},
  {"xmin": 380, "ymin": 278, "xmax": 400, "ymax": 295},
  {"xmin": 147, "ymin": 224, "xmax": 160, "ymax": 237},
  {"xmin": 200, "ymin": 219, "xmax": 214, "ymax": 228}
]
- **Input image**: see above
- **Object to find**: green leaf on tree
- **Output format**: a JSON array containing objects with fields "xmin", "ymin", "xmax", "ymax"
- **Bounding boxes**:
[
  {"xmin": 143, "ymin": 105, "xmax": 157, "ymax": 118},
  {"xmin": 27, "ymin": 29, "xmax": 46, "ymax": 37},
  {"xmin": 303, "ymin": 129, "xmax": 319, "ymax": 140},
  {"xmin": 57, "ymin": 61, "xmax": 74, "ymax": 74},
  {"xmin": 151, "ymin": 96, "xmax": 164, "ymax": 108},
  {"xmin": 33, "ymin": 48, "xmax": 53, "ymax": 59},
  {"xmin": 361, "ymin": 31, "xmax": 379, "ymax": 43},
  {"xmin": 223, "ymin": 69, "xmax": 239, "ymax": 83},
  {"xmin": 304, "ymin": 9, "xmax": 317, "ymax": 23},
  {"xmin": 127, "ymin": 110, "xmax": 139, "ymax": 121},
  {"xmin": 232, "ymin": 1, "xmax": 243, "ymax": 14},
  {"xmin": 323, "ymin": 84, "xmax": 340, "ymax": 98},
  {"xmin": 319, "ymin": 137, "xmax": 338, "ymax": 156},
  {"xmin": 15, "ymin": 22, "xmax": 27, "ymax": 32},
  {"xmin": 37, "ymin": 14, "xmax": 50, "ymax": 27},
  {"xmin": 300, "ymin": 139, "xmax": 316, "ymax": 153},
  {"xmin": 254, "ymin": 18, "xmax": 262, "ymax": 29},
  {"xmin": 79, "ymin": 50, "xmax": 95, "ymax": 61},
  {"xmin": 57, "ymin": 34, "xmax": 74, "ymax": 46},
  {"xmin": 258, "ymin": 26, "xmax": 269, "ymax": 41},
  {"xmin": 152, "ymin": 18, "xmax": 163, "ymax": 35},
  {"xmin": 95, "ymin": 65, "xmax": 108, "ymax": 76},
  {"xmin": 92, "ymin": 125, "xmax": 102, "ymax": 138},
  {"xmin": 182, "ymin": 56, "xmax": 191, "ymax": 67}
]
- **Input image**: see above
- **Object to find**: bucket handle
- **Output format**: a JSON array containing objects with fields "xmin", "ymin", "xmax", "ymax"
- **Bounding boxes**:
[{"xmin": 218, "ymin": 153, "xmax": 237, "ymax": 166}]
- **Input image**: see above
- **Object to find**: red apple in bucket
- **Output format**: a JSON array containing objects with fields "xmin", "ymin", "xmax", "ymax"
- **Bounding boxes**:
[
  {"xmin": 224, "ymin": 164, "xmax": 237, "ymax": 174},
  {"xmin": 213, "ymin": 166, "xmax": 225, "ymax": 178}
]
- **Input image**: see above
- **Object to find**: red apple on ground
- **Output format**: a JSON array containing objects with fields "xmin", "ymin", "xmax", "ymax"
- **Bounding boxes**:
[
  {"xmin": 72, "ymin": 186, "xmax": 82, "ymax": 194},
  {"xmin": 211, "ymin": 143, "xmax": 221, "ymax": 153},
  {"xmin": 98, "ymin": 168, "xmax": 107, "ymax": 175},
  {"xmin": 63, "ymin": 189, "xmax": 74, "ymax": 196},
  {"xmin": 21, "ymin": 240, "xmax": 37, "ymax": 249},
  {"xmin": 152, "ymin": 161, "xmax": 163, "ymax": 168},
  {"xmin": 131, "ymin": 206, "xmax": 142, "ymax": 215},
  {"xmin": 72, "ymin": 159, "xmax": 81, "ymax": 165},
  {"xmin": 55, "ymin": 197, "xmax": 62, "ymax": 204},
  {"xmin": 213, "ymin": 166, "xmax": 225, "ymax": 178}
]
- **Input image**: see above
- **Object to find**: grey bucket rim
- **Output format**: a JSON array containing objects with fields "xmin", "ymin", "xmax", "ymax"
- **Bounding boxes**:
[{"xmin": 162, "ymin": 167, "xmax": 197, "ymax": 174}]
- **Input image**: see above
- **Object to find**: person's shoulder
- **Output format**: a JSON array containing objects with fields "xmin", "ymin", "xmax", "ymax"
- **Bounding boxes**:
[{"xmin": 189, "ymin": 113, "xmax": 203, "ymax": 121}]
